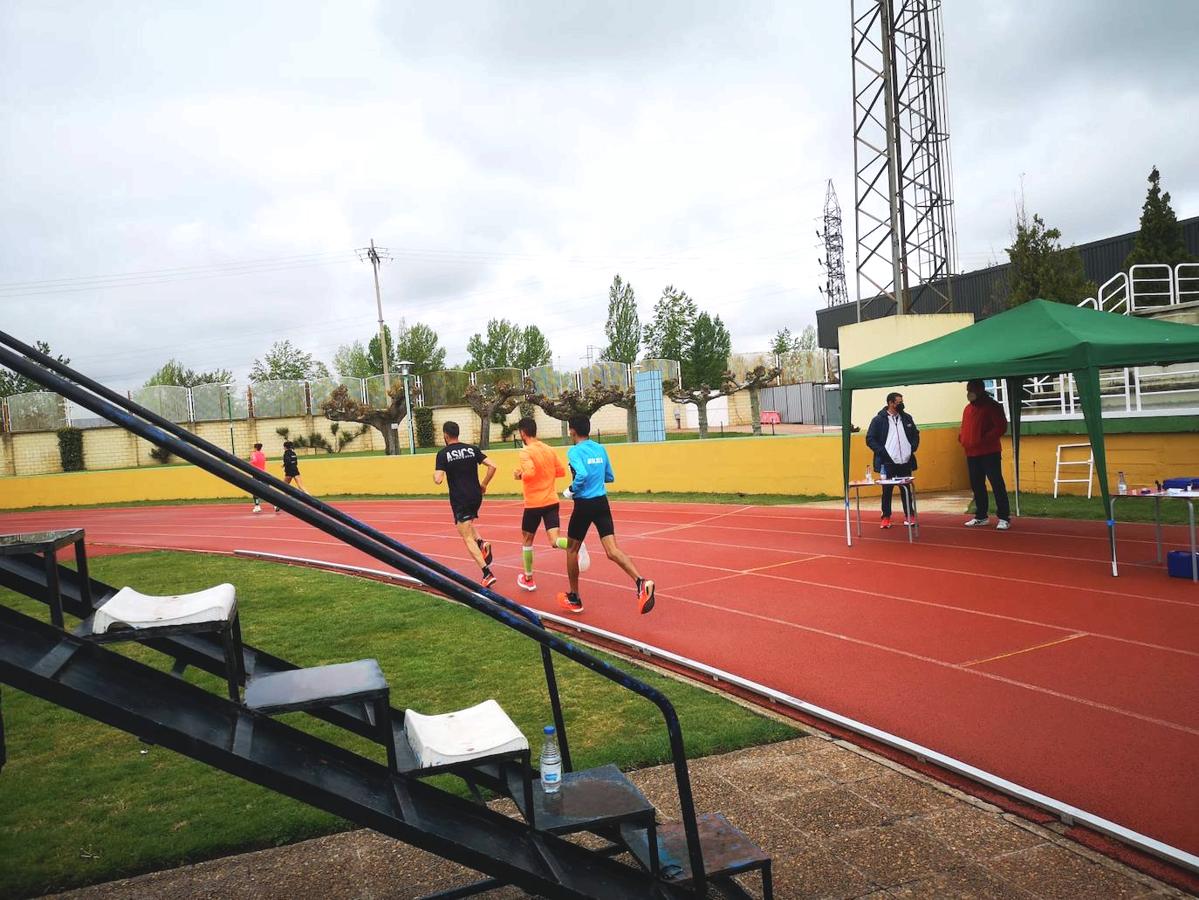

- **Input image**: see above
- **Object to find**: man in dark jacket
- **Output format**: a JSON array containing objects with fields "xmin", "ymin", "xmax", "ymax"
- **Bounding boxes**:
[
  {"xmin": 864, "ymin": 392, "xmax": 920, "ymax": 528},
  {"xmin": 960, "ymin": 379, "xmax": 1011, "ymax": 530}
]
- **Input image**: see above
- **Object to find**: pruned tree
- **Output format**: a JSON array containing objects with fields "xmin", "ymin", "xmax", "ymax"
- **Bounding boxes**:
[
  {"xmin": 530, "ymin": 379, "xmax": 628, "ymax": 434},
  {"xmin": 737, "ymin": 365, "xmax": 783, "ymax": 435},
  {"xmin": 613, "ymin": 388, "xmax": 638, "ymax": 442},
  {"xmin": 321, "ymin": 383, "xmax": 410, "ymax": 456},
  {"xmin": 663, "ymin": 373, "xmax": 737, "ymax": 439},
  {"xmin": 463, "ymin": 379, "xmax": 528, "ymax": 450}
]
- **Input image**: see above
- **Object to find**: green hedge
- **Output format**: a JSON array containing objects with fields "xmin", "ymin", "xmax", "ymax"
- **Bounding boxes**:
[
  {"xmin": 414, "ymin": 407, "xmax": 435, "ymax": 448},
  {"xmin": 56, "ymin": 427, "xmax": 85, "ymax": 472}
]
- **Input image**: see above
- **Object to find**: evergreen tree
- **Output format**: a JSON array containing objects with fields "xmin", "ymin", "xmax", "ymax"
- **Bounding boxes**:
[
  {"xmin": 1124, "ymin": 166, "xmax": 1194, "ymax": 271},
  {"xmin": 601, "ymin": 274, "xmax": 641, "ymax": 363},
  {"xmin": 144, "ymin": 359, "xmax": 232, "ymax": 387},
  {"xmin": 770, "ymin": 328, "xmax": 797, "ymax": 356},
  {"xmin": 1005, "ymin": 212, "xmax": 1096, "ymax": 306},
  {"xmin": 683, "ymin": 312, "xmax": 731, "ymax": 387},
  {"xmin": 642, "ymin": 285, "xmax": 698, "ymax": 361}
]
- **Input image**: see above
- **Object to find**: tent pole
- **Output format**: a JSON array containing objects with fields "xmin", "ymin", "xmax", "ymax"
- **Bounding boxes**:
[
  {"xmin": 1005, "ymin": 377, "xmax": 1023, "ymax": 518},
  {"xmin": 1073, "ymin": 368, "xmax": 1115, "ymax": 575}
]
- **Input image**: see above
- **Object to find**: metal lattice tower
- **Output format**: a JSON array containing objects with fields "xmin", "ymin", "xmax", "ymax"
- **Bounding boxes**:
[
  {"xmin": 819, "ymin": 180, "xmax": 851, "ymax": 308},
  {"xmin": 851, "ymin": 0, "xmax": 957, "ymax": 317}
]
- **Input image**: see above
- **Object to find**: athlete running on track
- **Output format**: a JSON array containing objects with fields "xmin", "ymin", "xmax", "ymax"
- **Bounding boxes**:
[
  {"xmin": 433, "ymin": 421, "xmax": 498, "ymax": 588},
  {"xmin": 513, "ymin": 417, "xmax": 588, "ymax": 592},
  {"xmin": 557, "ymin": 415, "xmax": 655, "ymax": 615}
]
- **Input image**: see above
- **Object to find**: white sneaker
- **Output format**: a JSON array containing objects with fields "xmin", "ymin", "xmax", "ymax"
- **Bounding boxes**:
[
  {"xmin": 252, "ymin": 505, "xmax": 261, "ymax": 514},
  {"xmin": 964, "ymin": 517, "xmax": 989, "ymax": 527},
  {"xmin": 996, "ymin": 519, "xmax": 1011, "ymax": 531},
  {"xmin": 578, "ymin": 542, "xmax": 591, "ymax": 572}
]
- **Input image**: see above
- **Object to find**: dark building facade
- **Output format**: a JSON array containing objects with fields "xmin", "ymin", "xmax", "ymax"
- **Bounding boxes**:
[{"xmin": 817, "ymin": 215, "xmax": 1199, "ymax": 349}]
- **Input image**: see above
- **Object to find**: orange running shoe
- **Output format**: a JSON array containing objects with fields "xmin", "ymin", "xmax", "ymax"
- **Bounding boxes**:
[
  {"xmin": 557, "ymin": 592, "xmax": 584, "ymax": 614},
  {"xmin": 516, "ymin": 573, "xmax": 537, "ymax": 592},
  {"xmin": 880, "ymin": 517, "xmax": 892, "ymax": 529},
  {"xmin": 636, "ymin": 578, "xmax": 656, "ymax": 615},
  {"xmin": 482, "ymin": 569, "xmax": 497, "ymax": 589}
]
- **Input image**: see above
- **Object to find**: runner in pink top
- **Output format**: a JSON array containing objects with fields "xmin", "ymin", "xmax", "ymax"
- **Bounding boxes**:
[{"xmin": 249, "ymin": 443, "xmax": 267, "ymax": 514}]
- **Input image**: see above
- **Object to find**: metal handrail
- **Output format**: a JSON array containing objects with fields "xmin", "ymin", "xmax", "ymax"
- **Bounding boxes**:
[{"xmin": 0, "ymin": 334, "xmax": 709, "ymax": 890}]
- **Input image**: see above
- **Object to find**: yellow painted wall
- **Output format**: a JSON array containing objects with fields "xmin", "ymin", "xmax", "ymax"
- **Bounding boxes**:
[
  {"xmin": 0, "ymin": 428, "xmax": 974, "ymax": 509},
  {"xmin": 839, "ymin": 313, "xmax": 976, "ymax": 428},
  {"xmin": 1003, "ymin": 433, "xmax": 1199, "ymax": 496}
]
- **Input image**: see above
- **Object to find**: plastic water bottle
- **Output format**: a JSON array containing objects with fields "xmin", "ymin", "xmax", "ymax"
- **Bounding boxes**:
[
  {"xmin": 1117, "ymin": 471, "xmax": 1127, "ymax": 495},
  {"xmin": 879, "ymin": 464, "xmax": 887, "ymax": 481},
  {"xmin": 864, "ymin": 465, "xmax": 873, "ymax": 484},
  {"xmin": 540, "ymin": 725, "xmax": 562, "ymax": 794}
]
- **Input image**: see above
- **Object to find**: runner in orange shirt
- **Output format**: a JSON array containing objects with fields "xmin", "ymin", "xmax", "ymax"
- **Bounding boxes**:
[{"xmin": 513, "ymin": 417, "xmax": 588, "ymax": 592}]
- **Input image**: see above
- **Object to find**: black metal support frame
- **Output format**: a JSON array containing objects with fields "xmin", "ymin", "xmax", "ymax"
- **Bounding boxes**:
[{"xmin": 0, "ymin": 332, "xmax": 708, "ymax": 891}]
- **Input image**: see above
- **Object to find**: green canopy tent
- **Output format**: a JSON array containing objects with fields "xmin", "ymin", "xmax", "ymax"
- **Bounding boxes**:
[{"xmin": 839, "ymin": 299, "xmax": 1199, "ymax": 572}]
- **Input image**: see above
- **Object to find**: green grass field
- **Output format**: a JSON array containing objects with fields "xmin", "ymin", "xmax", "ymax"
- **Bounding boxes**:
[{"xmin": 0, "ymin": 552, "xmax": 797, "ymax": 898}]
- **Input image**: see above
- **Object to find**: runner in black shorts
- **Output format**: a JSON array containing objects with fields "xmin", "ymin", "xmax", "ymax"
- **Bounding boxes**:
[
  {"xmin": 433, "ymin": 421, "xmax": 498, "ymax": 588},
  {"xmin": 513, "ymin": 417, "xmax": 589, "ymax": 592},
  {"xmin": 557, "ymin": 415, "xmax": 655, "ymax": 616}
]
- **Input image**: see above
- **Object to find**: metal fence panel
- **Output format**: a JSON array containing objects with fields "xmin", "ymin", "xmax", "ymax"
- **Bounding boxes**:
[
  {"xmin": 473, "ymin": 367, "xmax": 524, "ymax": 391},
  {"xmin": 420, "ymin": 370, "xmax": 472, "ymax": 407},
  {"xmin": 7, "ymin": 391, "xmax": 67, "ymax": 432},
  {"xmin": 311, "ymin": 376, "xmax": 365, "ymax": 412},
  {"xmin": 637, "ymin": 359, "xmax": 681, "ymax": 387},
  {"xmin": 130, "ymin": 384, "xmax": 190, "ymax": 423},
  {"xmin": 191, "ymin": 383, "xmax": 240, "ymax": 421},
  {"xmin": 250, "ymin": 380, "xmax": 308, "ymax": 418},
  {"xmin": 66, "ymin": 400, "xmax": 114, "ymax": 429},
  {"xmin": 579, "ymin": 361, "xmax": 629, "ymax": 389},
  {"xmin": 527, "ymin": 365, "xmax": 576, "ymax": 396}
]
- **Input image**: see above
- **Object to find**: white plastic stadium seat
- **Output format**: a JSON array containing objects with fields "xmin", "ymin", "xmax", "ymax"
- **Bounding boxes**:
[
  {"xmin": 92, "ymin": 583, "xmax": 237, "ymax": 634},
  {"xmin": 404, "ymin": 699, "xmax": 528, "ymax": 769}
]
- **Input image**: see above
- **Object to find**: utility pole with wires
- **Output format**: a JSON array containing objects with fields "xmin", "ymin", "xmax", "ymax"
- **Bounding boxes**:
[{"xmin": 357, "ymin": 239, "xmax": 394, "ymax": 392}]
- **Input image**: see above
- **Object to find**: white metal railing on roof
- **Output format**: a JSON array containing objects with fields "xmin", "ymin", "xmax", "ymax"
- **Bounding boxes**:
[
  {"xmin": 993, "ymin": 363, "xmax": 1199, "ymax": 421},
  {"xmin": 1080, "ymin": 263, "xmax": 1199, "ymax": 315}
]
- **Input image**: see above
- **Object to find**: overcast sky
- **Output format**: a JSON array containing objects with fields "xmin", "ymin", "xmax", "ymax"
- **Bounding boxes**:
[{"xmin": 2, "ymin": 0, "xmax": 1197, "ymax": 390}]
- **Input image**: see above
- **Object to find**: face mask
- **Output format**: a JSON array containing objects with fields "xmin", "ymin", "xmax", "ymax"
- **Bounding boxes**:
[
  {"xmin": 967, "ymin": 392, "xmax": 978, "ymax": 402},
  {"xmin": 895, "ymin": 402, "xmax": 905, "ymax": 414}
]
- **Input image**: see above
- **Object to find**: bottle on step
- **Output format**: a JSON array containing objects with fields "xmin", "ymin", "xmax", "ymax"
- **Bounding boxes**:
[{"xmin": 540, "ymin": 725, "xmax": 562, "ymax": 794}]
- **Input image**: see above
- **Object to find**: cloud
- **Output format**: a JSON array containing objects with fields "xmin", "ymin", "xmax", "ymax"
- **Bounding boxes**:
[{"xmin": 0, "ymin": 0, "xmax": 1194, "ymax": 393}]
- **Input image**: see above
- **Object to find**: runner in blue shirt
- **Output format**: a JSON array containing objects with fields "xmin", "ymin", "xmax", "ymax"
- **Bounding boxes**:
[{"xmin": 557, "ymin": 415, "xmax": 655, "ymax": 615}]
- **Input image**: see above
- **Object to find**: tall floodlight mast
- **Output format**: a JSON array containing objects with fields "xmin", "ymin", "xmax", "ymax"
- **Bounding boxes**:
[
  {"xmin": 819, "ymin": 180, "xmax": 851, "ymax": 308},
  {"xmin": 851, "ymin": 0, "xmax": 956, "ymax": 319}
]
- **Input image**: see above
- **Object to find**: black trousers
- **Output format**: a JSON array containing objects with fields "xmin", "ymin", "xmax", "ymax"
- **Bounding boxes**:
[
  {"xmin": 881, "ymin": 461, "xmax": 914, "ymax": 518},
  {"xmin": 967, "ymin": 452, "xmax": 1010, "ymax": 521}
]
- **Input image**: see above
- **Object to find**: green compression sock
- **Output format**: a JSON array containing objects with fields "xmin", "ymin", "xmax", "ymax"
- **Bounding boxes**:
[
  {"xmin": 522, "ymin": 545, "xmax": 534, "ymax": 576},
  {"xmin": 554, "ymin": 537, "xmax": 568, "ymax": 550}
]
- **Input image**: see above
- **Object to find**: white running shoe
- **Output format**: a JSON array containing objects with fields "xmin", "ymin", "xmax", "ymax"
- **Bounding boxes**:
[
  {"xmin": 577, "ymin": 542, "xmax": 591, "ymax": 572},
  {"xmin": 964, "ymin": 517, "xmax": 989, "ymax": 527},
  {"xmin": 252, "ymin": 505, "xmax": 261, "ymax": 514},
  {"xmin": 996, "ymin": 519, "xmax": 1011, "ymax": 531}
]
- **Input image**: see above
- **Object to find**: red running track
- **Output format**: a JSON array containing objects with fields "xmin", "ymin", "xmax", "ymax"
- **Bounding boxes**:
[{"xmin": 2, "ymin": 499, "xmax": 1197, "ymax": 858}]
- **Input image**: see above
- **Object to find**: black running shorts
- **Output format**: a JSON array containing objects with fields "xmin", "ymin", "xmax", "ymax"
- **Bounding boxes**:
[
  {"xmin": 521, "ymin": 503, "xmax": 561, "ymax": 535},
  {"xmin": 567, "ymin": 495, "xmax": 614, "ymax": 542},
  {"xmin": 451, "ymin": 500, "xmax": 481, "ymax": 524}
]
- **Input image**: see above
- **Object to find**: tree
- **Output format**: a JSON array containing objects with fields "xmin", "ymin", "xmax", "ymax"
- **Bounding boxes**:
[
  {"xmin": 663, "ymin": 311, "xmax": 734, "ymax": 438},
  {"xmin": 796, "ymin": 325, "xmax": 818, "ymax": 352},
  {"xmin": 0, "ymin": 340, "xmax": 69, "ymax": 398},
  {"xmin": 395, "ymin": 320, "xmax": 447, "ymax": 374},
  {"xmin": 144, "ymin": 359, "xmax": 232, "ymax": 388},
  {"xmin": 601, "ymin": 274, "xmax": 641, "ymax": 363},
  {"xmin": 250, "ymin": 340, "xmax": 330, "ymax": 381},
  {"xmin": 642, "ymin": 285, "xmax": 698, "ymax": 361},
  {"xmin": 321, "ymin": 382, "xmax": 409, "ymax": 455},
  {"xmin": 683, "ymin": 312, "xmax": 731, "ymax": 388},
  {"xmin": 333, "ymin": 340, "xmax": 375, "ymax": 379},
  {"xmin": 530, "ymin": 378, "xmax": 630, "ymax": 434},
  {"xmin": 738, "ymin": 365, "xmax": 783, "ymax": 436},
  {"xmin": 463, "ymin": 378, "xmax": 527, "ymax": 450},
  {"xmin": 367, "ymin": 324, "xmax": 399, "ymax": 376},
  {"xmin": 1124, "ymin": 166, "xmax": 1194, "ymax": 273},
  {"xmin": 464, "ymin": 319, "xmax": 552, "ymax": 371},
  {"xmin": 1005, "ymin": 211, "xmax": 1096, "ymax": 307},
  {"xmin": 770, "ymin": 328, "xmax": 797, "ymax": 356}
]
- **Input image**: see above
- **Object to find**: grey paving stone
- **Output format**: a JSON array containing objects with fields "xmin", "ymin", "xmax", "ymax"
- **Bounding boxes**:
[
  {"xmin": 768, "ymin": 785, "xmax": 893, "ymax": 836},
  {"xmin": 908, "ymin": 805, "xmax": 1045, "ymax": 861},
  {"xmin": 987, "ymin": 843, "xmax": 1160, "ymax": 900},
  {"xmin": 822, "ymin": 822, "xmax": 968, "ymax": 887}
]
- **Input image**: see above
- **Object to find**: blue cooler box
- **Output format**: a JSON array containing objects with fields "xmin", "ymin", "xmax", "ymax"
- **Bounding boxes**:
[
  {"xmin": 1163, "ymin": 477, "xmax": 1199, "ymax": 490},
  {"xmin": 1166, "ymin": 550, "xmax": 1199, "ymax": 579}
]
